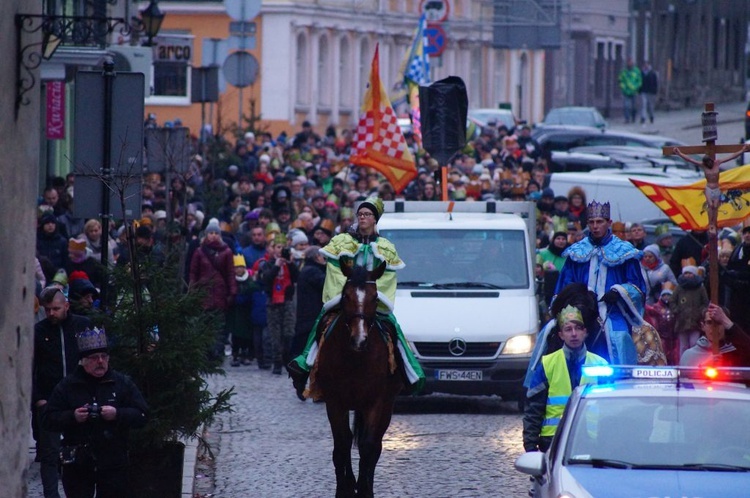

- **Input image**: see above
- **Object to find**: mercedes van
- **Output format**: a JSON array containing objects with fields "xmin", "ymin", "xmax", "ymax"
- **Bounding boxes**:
[{"xmin": 378, "ymin": 201, "xmax": 538, "ymax": 402}]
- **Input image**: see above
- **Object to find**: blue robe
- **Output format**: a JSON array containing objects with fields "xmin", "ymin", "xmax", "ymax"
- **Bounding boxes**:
[{"xmin": 554, "ymin": 232, "xmax": 645, "ymax": 365}]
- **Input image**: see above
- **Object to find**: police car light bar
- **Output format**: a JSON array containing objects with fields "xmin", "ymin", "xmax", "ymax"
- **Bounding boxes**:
[{"xmin": 581, "ymin": 365, "xmax": 750, "ymax": 384}]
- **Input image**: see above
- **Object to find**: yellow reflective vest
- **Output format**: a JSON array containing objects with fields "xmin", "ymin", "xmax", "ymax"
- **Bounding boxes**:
[{"xmin": 540, "ymin": 348, "xmax": 608, "ymax": 437}]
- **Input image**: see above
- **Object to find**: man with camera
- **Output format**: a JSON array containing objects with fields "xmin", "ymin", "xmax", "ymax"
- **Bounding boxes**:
[
  {"xmin": 33, "ymin": 286, "xmax": 92, "ymax": 498},
  {"xmin": 256, "ymin": 232, "xmax": 299, "ymax": 374},
  {"xmin": 42, "ymin": 327, "xmax": 148, "ymax": 498}
]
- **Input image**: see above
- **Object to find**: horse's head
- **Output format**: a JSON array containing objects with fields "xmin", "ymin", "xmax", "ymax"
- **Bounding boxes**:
[{"xmin": 340, "ymin": 261, "xmax": 386, "ymax": 351}]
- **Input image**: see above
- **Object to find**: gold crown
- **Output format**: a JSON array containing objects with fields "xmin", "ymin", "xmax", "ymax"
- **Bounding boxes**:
[
  {"xmin": 233, "ymin": 254, "xmax": 246, "ymax": 267},
  {"xmin": 557, "ymin": 305, "xmax": 584, "ymax": 328},
  {"xmin": 76, "ymin": 327, "xmax": 108, "ymax": 356}
]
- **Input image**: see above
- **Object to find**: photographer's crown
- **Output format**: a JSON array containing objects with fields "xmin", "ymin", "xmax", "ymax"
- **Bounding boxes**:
[
  {"xmin": 587, "ymin": 200, "xmax": 610, "ymax": 220},
  {"xmin": 76, "ymin": 327, "xmax": 108, "ymax": 358}
]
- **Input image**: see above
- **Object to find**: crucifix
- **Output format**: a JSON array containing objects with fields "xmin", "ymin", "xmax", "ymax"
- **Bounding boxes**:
[{"xmin": 662, "ymin": 102, "xmax": 749, "ymax": 355}]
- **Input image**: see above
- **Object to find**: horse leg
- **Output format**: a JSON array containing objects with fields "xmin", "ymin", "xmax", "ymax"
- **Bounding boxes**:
[
  {"xmin": 354, "ymin": 403, "xmax": 395, "ymax": 498},
  {"xmin": 326, "ymin": 403, "xmax": 357, "ymax": 498}
]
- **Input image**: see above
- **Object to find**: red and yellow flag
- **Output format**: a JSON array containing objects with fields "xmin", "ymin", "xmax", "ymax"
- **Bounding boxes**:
[
  {"xmin": 630, "ymin": 165, "xmax": 750, "ymax": 230},
  {"xmin": 350, "ymin": 44, "xmax": 417, "ymax": 194}
]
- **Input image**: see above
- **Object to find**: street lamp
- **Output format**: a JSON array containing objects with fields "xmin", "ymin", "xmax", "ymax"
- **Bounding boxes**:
[{"xmin": 140, "ymin": 0, "xmax": 165, "ymax": 47}]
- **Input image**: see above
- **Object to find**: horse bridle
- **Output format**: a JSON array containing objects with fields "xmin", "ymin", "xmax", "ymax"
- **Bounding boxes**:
[{"xmin": 342, "ymin": 279, "xmax": 378, "ymax": 334}]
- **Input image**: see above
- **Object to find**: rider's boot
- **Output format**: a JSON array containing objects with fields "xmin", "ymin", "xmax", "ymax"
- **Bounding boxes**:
[{"xmin": 287, "ymin": 361, "xmax": 309, "ymax": 401}]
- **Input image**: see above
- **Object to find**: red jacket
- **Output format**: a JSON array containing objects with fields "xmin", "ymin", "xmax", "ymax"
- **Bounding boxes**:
[{"xmin": 189, "ymin": 239, "xmax": 237, "ymax": 311}]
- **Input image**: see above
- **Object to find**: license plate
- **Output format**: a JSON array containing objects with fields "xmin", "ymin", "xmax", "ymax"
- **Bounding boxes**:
[{"xmin": 436, "ymin": 370, "xmax": 483, "ymax": 381}]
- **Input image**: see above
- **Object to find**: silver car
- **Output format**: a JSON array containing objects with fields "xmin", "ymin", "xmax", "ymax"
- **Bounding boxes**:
[{"xmin": 516, "ymin": 366, "xmax": 750, "ymax": 498}]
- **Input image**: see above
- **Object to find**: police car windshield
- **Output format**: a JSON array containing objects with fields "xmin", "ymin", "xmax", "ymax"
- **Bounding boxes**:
[
  {"xmin": 565, "ymin": 396, "xmax": 750, "ymax": 469},
  {"xmin": 378, "ymin": 229, "xmax": 530, "ymax": 290}
]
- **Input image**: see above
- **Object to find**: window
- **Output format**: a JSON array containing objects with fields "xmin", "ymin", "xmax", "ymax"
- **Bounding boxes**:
[
  {"xmin": 149, "ymin": 34, "xmax": 193, "ymax": 105},
  {"xmin": 339, "ymin": 37, "xmax": 351, "ymax": 108},
  {"xmin": 296, "ymin": 33, "xmax": 309, "ymax": 106},
  {"xmin": 318, "ymin": 35, "xmax": 331, "ymax": 107}
]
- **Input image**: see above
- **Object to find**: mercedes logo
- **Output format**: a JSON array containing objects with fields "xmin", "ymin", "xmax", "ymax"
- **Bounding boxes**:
[{"xmin": 448, "ymin": 338, "xmax": 467, "ymax": 357}]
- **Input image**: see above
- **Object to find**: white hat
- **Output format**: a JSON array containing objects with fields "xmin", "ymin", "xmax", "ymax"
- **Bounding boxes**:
[
  {"xmin": 259, "ymin": 154, "xmax": 271, "ymax": 163},
  {"xmin": 244, "ymin": 131, "xmax": 255, "ymax": 140},
  {"xmin": 682, "ymin": 265, "xmax": 698, "ymax": 276},
  {"xmin": 154, "ymin": 210, "xmax": 167, "ymax": 220}
]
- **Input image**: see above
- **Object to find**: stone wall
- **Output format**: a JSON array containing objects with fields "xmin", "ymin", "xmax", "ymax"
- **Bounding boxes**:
[{"xmin": 0, "ymin": 1, "xmax": 41, "ymax": 496}]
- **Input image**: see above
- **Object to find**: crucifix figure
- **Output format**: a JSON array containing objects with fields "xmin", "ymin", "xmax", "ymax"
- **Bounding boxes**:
[{"xmin": 663, "ymin": 102, "xmax": 749, "ymax": 355}]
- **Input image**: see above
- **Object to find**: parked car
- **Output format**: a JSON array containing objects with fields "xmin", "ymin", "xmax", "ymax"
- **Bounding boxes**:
[
  {"xmin": 516, "ymin": 366, "xmax": 750, "ymax": 498},
  {"xmin": 467, "ymin": 108, "xmax": 517, "ymax": 130},
  {"xmin": 540, "ymin": 106, "xmax": 608, "ymax": 129},
  {"xmin": 549, "ymin": 147, "xmax": 694, "ymax": 174},
  {"xmin": 531, "ymin": 126, "xmax": 685, "ymax": 159}
]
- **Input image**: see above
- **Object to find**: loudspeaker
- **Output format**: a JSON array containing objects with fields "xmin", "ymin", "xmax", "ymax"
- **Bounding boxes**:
[{"xmin": 419, "ymin": 76, "xmax": 468, "ymax": 166}]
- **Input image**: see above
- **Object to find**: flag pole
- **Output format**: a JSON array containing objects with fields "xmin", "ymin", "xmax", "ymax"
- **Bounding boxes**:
[{"xmin": 441, "ymin": 166, "xmax": 448, "ymax": 200}]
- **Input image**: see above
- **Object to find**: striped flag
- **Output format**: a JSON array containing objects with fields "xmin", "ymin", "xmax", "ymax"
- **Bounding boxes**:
[
  {"xmin": 351, "ymin": 44, "xmax": 417, "ymax": 194},
  {"xmin": 630, "ymin": 165, "xmax": 750, "ymax": 230}
]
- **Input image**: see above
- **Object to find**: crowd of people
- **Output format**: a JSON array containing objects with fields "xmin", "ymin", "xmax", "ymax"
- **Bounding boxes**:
[{"xmin": 32, "ymin": 117, "xmax": 750, "ymax": 495}]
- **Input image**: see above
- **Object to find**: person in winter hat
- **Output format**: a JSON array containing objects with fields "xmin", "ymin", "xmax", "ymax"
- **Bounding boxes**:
[
  {"xmin": 669, "ymin": 265, "xmax": 709, "ymax": 358},
  {"xmin": 226, "ymin": 254, "xmax": 257, "ymax": 367},
  {"xmin": 640, "ymin": 243, "xmax": 677, "ymax": 305}
]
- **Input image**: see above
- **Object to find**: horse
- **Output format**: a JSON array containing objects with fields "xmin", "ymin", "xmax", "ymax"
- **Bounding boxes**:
[{"xmin": 313, "ymin": 261, "xmax": 405, "ymax": 498}]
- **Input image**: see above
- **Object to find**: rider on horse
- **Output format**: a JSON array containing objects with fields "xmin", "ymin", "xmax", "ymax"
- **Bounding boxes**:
[{"xmin": 287, "ymin": 197, "xmax": 425, "ymax": 399}]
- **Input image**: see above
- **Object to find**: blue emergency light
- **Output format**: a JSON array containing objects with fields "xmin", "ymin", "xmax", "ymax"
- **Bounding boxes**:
[{"xmin": 581, "ymin": 365, "xmax": 750, "ymax": 385}]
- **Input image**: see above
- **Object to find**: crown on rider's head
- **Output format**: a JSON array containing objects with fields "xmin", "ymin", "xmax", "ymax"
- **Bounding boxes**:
[
  {"xmin": 587, "ymin": 200, "xmax": 610, "ymax": 220},
  {"xmin": 557, "ymin": 305, "xmax": 584, "ymax": 328}
]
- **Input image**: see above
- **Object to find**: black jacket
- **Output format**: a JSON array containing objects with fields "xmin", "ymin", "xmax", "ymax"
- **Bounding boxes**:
[
  {"xmin": 33, "ymin": 313, "xmax": 92, "ymax": 405},
  {"xmin": 42, "ymin": 366, "xmax": 148, "ymax": 469},
  {"xmin": 295, "ymin": 260, "xmax": 326, "ymax": 335},
  {"xmin": 37, "ymin": 228, "xmax": 69, "ymax": 271}
]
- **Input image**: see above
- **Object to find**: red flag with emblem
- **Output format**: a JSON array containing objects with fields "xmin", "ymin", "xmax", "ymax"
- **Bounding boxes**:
[{"xmin": 351, "ymin": 44, "xmax": 417, "ymax": 194}]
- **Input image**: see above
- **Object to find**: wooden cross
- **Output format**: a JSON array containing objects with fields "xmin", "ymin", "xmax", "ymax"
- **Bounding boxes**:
[{"xmin": 662, "ymin": 102, "xmax": 749, "ymax": 355}]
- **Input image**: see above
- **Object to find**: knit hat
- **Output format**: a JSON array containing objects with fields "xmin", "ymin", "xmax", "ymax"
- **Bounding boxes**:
[
  {"xmin": 682, "ymin": 265, "xmax": 699, "ymax": 276},
  {"xmin": 357, "ymin": 197, "xmax": 384, "ymax": 222},
  {"xmin": 76, "ymin": 327, "xmax": 108, "ymax": 359},
  {"xmin": 205, "ymin": 218, "xmax": 221, "ymax": 234},
  {"xmin": 68, "ymin": 271, "xmax": 97, "ymax": 300},
  {"xmin": 643, "ymin": 244, "xmax": 660, "ymax": 258},
  {"xmin": 40, "ymin": 212, "xmax": 56, "ymax": 225},
  {"xmin": 233, "ymin": 254, "xmax": 246, "ymax": 267},
  {"xmin": 289, "ymin": 229, "xmax": 309, "ymax": 248},
  {"xmin": 154, "ymin": 210, "xmax": 167, "ymax": 221},
  {"xmin": 265, "ymin": 222, "xmax": 281, "ymax": 235},
  {"xmin": 52, "ymin": 269, "xmax": 68, "ymax": 286},
  {"xmin": 340, "ymin": 207, "xmax": 354, "ymax": 220}
]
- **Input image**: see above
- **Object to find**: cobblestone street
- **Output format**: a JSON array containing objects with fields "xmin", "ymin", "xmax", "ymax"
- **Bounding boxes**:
[{"xmin": 193, "ymin": 360, "xmax": 529, "ymax": 497}]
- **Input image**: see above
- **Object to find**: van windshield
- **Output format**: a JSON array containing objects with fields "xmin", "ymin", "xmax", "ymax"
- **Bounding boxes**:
[{"xmin": 378, "ymin": 229, "xmax": 529, "ymax": 289}]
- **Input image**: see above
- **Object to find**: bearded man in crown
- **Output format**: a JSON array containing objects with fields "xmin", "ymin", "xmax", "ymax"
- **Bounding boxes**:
[{"xmin": 553, "ymin": 200, "xmax": 647, "ymax": 364}]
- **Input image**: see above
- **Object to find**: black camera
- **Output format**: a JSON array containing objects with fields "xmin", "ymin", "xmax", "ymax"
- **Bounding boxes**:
[
  {"xmin": 86, "ymin": 403, "xmax": 101, "ymax": 419},
  {"xmin": 281, "ymin": 248, "xmax": 291, "ymax": 260}
]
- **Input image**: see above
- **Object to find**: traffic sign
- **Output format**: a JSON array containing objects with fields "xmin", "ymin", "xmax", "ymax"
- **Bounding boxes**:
[
  {"xmin": 425, "ymin": 24, "xmax": 447, "ymax": 57},
  {"xmin": 225, "ymin": 0, "xmax": 262, "ymax": 21},
  {"xmin": 419, "ymin": 0, "xmax": 450, "ymax": 23},
  {"xmin": 222, "ymin": 51, "xmax": 259, "ymax": 88}
]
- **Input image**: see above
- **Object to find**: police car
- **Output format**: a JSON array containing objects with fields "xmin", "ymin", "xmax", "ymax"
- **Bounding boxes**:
[{"xmin": 515, "ymin": 366, "xmax": 750, "ymax": 498}]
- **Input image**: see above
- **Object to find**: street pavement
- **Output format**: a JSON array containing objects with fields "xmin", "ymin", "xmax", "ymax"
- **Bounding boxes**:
[
  {"xmin": 606, "ymin": 100, "xmax": 746, "ymax": 147},
  {"xmin": 194, "ymin": 359, "xmax": 529, "ymax": 497}
]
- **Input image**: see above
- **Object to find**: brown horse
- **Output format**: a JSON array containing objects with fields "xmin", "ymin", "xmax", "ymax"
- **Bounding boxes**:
[{"xmin": 314, "ymin": 261, "xmax": 405, "ymax": 498}]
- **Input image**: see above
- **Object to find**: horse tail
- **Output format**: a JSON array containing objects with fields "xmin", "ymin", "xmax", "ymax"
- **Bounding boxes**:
[{"xmin": 352, "ymin": 410, "xmax": 364, "ymax": 449}]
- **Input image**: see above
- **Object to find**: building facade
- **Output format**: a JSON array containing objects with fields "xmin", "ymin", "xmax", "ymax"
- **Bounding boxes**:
[{"xmin": 149, "ymin": 0, "xmax": 547, "ymax": 138}]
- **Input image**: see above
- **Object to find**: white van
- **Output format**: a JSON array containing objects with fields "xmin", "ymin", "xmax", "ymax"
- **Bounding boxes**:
[
  {"xmin": 548, "ymin": 169, "xmax": 702, "ymax": 222},
  {"xmin": 378, "ymin": 201, "xmax": 538, "ymax": 402}
]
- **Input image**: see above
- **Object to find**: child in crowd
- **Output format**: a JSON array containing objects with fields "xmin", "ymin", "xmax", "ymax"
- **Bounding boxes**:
[
  {"xmin": 669, "ymin": 266, "xmax": 709, "ymax": 357},
  {"xmin": 645, "ymin": 283, "xmax": 677, "ymax": 364},
  {"xmin": 227, "ymin": 254, "xmax": 256, "ymax": 367}
]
